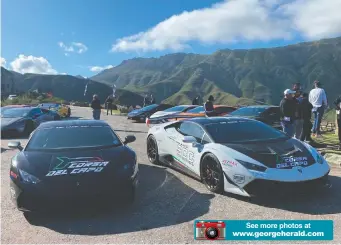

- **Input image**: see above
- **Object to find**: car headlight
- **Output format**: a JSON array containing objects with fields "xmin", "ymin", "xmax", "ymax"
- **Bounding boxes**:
[
  {"xmin": 18, "ymin": 169, "xmax": 41, "ymax": 184},
  {"xmin": 237, "ymin": 159, "xmax": 267, "ymax": 172}
]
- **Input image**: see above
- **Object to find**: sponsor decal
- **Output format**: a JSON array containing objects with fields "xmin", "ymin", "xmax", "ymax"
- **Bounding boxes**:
[
  {"xmin": 222, "ymin": 160, "xmax": 237, "ymax": 167},
  {"xmin": 176, "ymin": 142, "xmax": 195, "ymax": 166},
  {"xmin": 46, "ymin": 157, "xmax": 109, "ymax": 177},
  {"xmin": 276, "ymin": 156, "xmax": 308, "ymax": 169},
  {"xmin": 233, "ymin": 174, "xmax": 245, "ymax": 184}
]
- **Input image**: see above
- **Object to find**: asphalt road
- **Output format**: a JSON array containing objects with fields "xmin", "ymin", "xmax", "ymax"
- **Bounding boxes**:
[{"xmin": 1, "ymin": 106, "xmax": 341, "ymax": 244}]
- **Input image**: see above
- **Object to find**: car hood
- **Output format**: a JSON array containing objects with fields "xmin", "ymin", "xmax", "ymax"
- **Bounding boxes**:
[
  {"xmin": 1, "ymin": 117, "xmax": 24, "ymax": 127},
  {"xmin": 13, "ymin": 145, "xmax": 136, "ymax": 179},
  {"xmin": 128, "ymin": 109, "xmax": 145, "ymax": 116},
  {"xmin": 223, "ymin": 138, "xmax": 315, "ymax": 169},
  {"xmin": 150, "ymin": 111, "xmax": 177, "ymax": 118}
]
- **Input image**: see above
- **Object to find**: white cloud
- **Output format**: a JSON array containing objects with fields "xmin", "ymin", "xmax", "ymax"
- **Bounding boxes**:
[
  {"xmin": 58, "ymin": 42, "xmax": 88, "ymax": 54},
  {"xmin": 281, "ymin": 0, "xmax": 341, "ymax": 39},
  {"xmin": 89, "ymin": 65, "xmax": 114, "ymax": 72},
  {"xmin": 111, "ymin": 0, "xmax": 341, "ymax": 52},
  {"xmin": 10, "ymin": 54, "xmax": 58, "ymax": 74},
  {"xmin": 1, "ymin": 57, "xmax": 6, "ymax": 67}
]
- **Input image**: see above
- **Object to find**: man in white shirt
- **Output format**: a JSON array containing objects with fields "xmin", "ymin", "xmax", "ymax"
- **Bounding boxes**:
[{"xmin": 309, "ymin": 81, "xmax": 328, "ymax": 137}]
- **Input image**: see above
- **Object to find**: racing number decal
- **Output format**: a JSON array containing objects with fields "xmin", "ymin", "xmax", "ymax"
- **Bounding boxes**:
[{"xmin": 176, "ymin": 142, "xmax": 195, "ymax": 166}]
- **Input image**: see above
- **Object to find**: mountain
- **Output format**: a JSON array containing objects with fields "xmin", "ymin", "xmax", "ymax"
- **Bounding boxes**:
[
  {"xmin": 1, "ymin": 67, "xmax": 144, "ymax": 106},
  {"xmin": 91, "ymin": 37, "xmax": 341, "ymax": 106}
]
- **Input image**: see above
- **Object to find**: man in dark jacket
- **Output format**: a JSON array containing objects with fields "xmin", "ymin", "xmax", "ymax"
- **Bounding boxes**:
[
  {"xmin": 299, "ymin": 93, "xmax": 313, "ymax": 142},
  {"xmin": 279, "ymin": 89, "xmax": 297, "ymax": 137},
  {"xmin": 204, "ymin": 95, "xmax": 216, "ymax": 117},
  {"xmin": 91, "ymin": 94, "xmax": 101, "ymax": 120},
  {"xmin": 192, "ymin": 96, "xmax": 199, "ymax": 105},
  {"xmin": 334, "ymin": 95, "xmax": 341, "ymax": 150},
  {"xmin": 105, "ymin": 95, "xmax": 114, "ymax": 115},
  {"xmin": 292, "ymin": 83, "xmax": 303, "ymax": 139}
]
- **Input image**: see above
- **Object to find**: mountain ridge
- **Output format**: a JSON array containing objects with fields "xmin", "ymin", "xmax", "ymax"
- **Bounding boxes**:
[{"xmin": 91, "ymin": 36, "xmax": 341, "ymax": 106}]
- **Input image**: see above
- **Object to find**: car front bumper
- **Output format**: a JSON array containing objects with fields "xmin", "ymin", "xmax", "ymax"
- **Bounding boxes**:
[{"xmin": 10, "ymin": 171, "xmax": 139, "ymax": 212}]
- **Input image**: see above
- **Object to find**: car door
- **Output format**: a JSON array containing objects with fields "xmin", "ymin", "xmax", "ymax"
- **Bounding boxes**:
[
  {"xmin": 171, "ymin": 121, "xmax": 208, "ymax": 176},
  {"xmin": 41, "ymin": 108, "xmax": 55, "ymax": 121},
  {"xmin": 28, "ymin": 108, "xmax": 45, "ymax": 125}
]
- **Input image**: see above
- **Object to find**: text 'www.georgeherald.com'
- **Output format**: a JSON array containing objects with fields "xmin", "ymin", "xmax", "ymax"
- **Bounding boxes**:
[{"xmin": 232, "ymin": 230, "xmax": 324, "ymax": 239}]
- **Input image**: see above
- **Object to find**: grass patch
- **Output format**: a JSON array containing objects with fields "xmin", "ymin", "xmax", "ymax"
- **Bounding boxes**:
[{"xmin": 315, "ymin": 131, "xmax": 339, "ymax": 145}]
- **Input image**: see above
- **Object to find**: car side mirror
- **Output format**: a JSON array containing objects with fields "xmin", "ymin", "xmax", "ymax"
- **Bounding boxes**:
[
  {"xmin": 124, "ymin": 135, "xmax": 136, "ymax": 144},
  {"xmin": 8, "ymin": 141, "xmax": 23, "ymax": 151},
  {"xmin": 182, "ymin": 136, "xmax": 197, "ymax": 144}
]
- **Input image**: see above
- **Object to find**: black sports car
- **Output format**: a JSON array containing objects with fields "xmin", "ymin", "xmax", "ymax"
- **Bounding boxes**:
[
  {"xmin": 225, "ymin": 105, "xmax": 281, "ymax": 129},
  {"xmin": 127, "ymin": 104, "xmax": 173, "ymax": 122},
  {"xmin": 1, "ymin": 107, "xmax": 59, "ymax": 137},
  {"xmin": 8, "ymin": 120, "xmax": 138, "ymax": 212}
]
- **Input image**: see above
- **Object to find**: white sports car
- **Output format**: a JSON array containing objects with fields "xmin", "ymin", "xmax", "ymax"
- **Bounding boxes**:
[{"xmin": 146, "ymin": 117, "xmax": 331, "ymax": 197}]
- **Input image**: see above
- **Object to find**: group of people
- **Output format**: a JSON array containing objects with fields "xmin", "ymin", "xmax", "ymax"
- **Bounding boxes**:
[
  {"xmin": 279, "ymin": 80, "xmax": 340, "ymax": 149},
  {"xmin": 90, "ymin": 82, "xmax": 341, "ymax": 149}
]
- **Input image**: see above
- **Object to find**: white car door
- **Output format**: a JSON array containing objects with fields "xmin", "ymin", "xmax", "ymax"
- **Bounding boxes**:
[{"xmin": 171, "ymin": 121, "xmax": 208, "ymax": 176}]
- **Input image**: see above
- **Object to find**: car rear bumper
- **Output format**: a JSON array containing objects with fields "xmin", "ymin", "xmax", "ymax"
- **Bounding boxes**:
[{"xmin": 10, "ymin": 173, "xmax": 139, "ymax": 212}]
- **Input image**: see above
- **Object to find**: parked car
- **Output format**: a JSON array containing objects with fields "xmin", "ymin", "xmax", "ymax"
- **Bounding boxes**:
[
  {"xmin": 1, "ymin": 107, "xmax": 59, "ymax": 137},
  {"xmin": 8, "ymin": 120, "xmax": 138, "ymax": 212},
  {"xmin": 225, "ymin": 105, "xmax": 281, "ymax": 129},
  {"xmin": 150, "ymin": 105, "xmax": 198, "ymax": 119},
  {"xmin": 38, "ymin": 103, "xmax": 71, "ymax": 118},
  {"xmin": 127, "ymin": 104, "xmax": 173, "ymax": 122},
  {"xmin": 146, "ymin": 105, "xmax": 237, "ymax": 127}
]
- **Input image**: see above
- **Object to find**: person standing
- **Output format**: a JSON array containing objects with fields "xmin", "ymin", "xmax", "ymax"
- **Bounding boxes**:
[
  {"xmin": 292, "ymin": 83, "xmax": 303, "ymax": 139},
  {"xmin": 192, "ymin": 96, "xmax": 199, "ymax": 105},
  {"xmin": 279, "ymin": 89, "xmax": 297, "ymax": 137},
  {"xmin": 309, "ymin": 80, "xmax": 328, "ymax": 138},
  {"xmin": 105, "ymin": 95, "xmax": 114, "ymax": 115},
  {"xmin": 204, "ymin": 95, "xmax": 216, "ymax": 117},
  {"xmin": 143, "ymin": 95, "xmax": 149, "ymax": 107},
  {"xmin": 150, "ymin": 94, "xmax": 156, "ymax": 104},
  {"xmin": 334, "ymin": 95, "xmax": 341, "ymax": 150},
  {"xmin": 299, "ymin": 93, "xmax": 314, "ymax": 142},
  {"xmin": 91, "ymin": 94, "xmax": 101, "ymax": 120}
]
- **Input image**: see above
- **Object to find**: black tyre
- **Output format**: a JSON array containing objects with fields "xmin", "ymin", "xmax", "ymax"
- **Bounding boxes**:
[
  {"xmin": 23, "ymin": 121, "xmax": 35, "ymax": 136},
  {"xmin": 67, "ymin": 108, "xmax": 71, "ymax": 117},
  {"xmin": 147, "ymin": 135, "xmax": 160, "ymax": 165},
  {"xmin": 201, "ymin": 153, "xmax": 224, "ymax": 194}
]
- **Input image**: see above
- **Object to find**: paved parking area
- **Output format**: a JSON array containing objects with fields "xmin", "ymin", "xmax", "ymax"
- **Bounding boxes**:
[{"xmin": 1, "ymin": 106, "xmax": 341, "ymax": 244}]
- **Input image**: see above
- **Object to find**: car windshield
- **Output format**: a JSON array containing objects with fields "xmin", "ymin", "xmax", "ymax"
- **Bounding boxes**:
[
  {"xmin": 26, "ymin": 126, "xmax": 122, "ymax": 150},
  {"xmin": 1, "ymin": 108, "xmax": 31, "ymax": 118},
  {"xmin": 140, "ymin": 104, "xmax": 158, "ymax": 112},
  {"xmin": 163, "ymin": 105, "xmax": 188, "ymax": 112},
  {"xmin": 187, "ymin": 106, "xmax": 204, "ymax": 113},
  {"xmin": 229, "ymin": 107, "xmax": 267, "ymax": 116},
  {"xmin": 204, "ymin": 120, "xmax": 288, "ymax": 144}
]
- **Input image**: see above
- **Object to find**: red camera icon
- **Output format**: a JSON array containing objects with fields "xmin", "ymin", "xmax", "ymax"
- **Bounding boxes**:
[{"xmin": 195, "ymin": 221, "xmax": 226, "ymax": 240}]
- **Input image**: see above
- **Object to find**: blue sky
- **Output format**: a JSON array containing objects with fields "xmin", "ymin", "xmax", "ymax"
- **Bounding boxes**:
[{"xmin": 1, "ymin": 0, "xmax": 341, "ymax": 77}]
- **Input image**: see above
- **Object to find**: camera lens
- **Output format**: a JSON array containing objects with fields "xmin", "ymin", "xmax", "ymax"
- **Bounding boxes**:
[{"xmin": 205, "ymin": 227, "xmax": 219, "ymax": 239}]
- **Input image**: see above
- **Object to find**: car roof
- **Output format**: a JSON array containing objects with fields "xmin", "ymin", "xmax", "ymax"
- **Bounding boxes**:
[
  {"xmin": 37, "ymin": 119, "xmax": 109, "ymax": 129},
  {"xmin": 187, "ymin": 116, "xmax": 255, "ymax": 125}
]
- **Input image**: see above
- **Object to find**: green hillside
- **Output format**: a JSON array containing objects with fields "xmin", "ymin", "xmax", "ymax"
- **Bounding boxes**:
[
  {"xmin": 91, "ymin": 37, "xmax": 341, "ymax": 106},
  {"xmin": 1, "ymin": 67, "xmax": 143, "ymax": 106}
]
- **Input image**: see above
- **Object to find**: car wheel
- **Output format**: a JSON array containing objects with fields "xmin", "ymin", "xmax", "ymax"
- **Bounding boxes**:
[
  {"xmin": 23, "ymin": 121, "xmax": 35, "ymax": 136},
  {"xmin": 201, "ymin": 153, "xmax": 224, "ymax": 194},
  {"xmin": 147, "ymin": 135, "xmax": 160, "ymax": 165}
]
